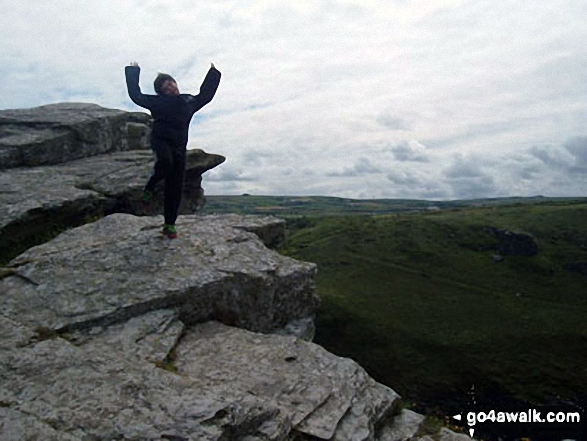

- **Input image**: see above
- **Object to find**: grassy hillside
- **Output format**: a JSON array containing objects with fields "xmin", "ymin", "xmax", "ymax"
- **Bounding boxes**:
[
  {"xmin": 205, "ymin": 194, "xmax": 584, "ymax": 216},
  {"xmin": 277, "ymin": 201, "xmax": 587, "ymax": 417}
]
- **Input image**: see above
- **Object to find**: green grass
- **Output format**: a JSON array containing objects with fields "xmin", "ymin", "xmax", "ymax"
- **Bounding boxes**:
[
  {"xmin": 280, "ymin": 202, "xmax": 587, "ymax": 415},
  {"xmin": 205, "ymin": 194, "xmax": 586, "ymax": 216}
]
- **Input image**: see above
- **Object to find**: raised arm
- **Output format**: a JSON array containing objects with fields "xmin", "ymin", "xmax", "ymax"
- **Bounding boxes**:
[
  {"xmin": 190, "ymin": 64, "xmax": 222, "ymax": 113},
  {"xmin": 125, "ymin": 63, "xmax": 154, "ymax": 110}
]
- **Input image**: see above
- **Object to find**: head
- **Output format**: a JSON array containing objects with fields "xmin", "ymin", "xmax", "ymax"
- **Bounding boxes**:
[{"xmin": 154, "ymin": 73, "xmax": 179, "ymax": 95}]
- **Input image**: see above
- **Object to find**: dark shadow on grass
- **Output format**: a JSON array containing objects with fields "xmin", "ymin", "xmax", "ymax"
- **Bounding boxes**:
[{"xmin": 314, "ymin": 298, "xmax": 587, "ymax": 418}]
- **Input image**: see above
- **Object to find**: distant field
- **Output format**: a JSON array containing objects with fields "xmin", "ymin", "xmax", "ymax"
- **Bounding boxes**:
[
  {"xmin": 203, "ymin": 197, "xmax": 587, "ymax": 418},
  {"xmin": 205, "ymin": 194, "xmax": 585, "ymax": 216}
]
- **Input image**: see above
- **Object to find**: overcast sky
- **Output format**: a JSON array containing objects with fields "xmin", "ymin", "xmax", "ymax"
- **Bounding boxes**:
[{"xmin": 1, "ymin": 0, "xmax": 586, "ymax": 200}]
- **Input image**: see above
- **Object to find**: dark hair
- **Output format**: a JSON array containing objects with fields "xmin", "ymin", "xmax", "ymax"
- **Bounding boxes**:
[{"xmin": 154, "ymin": 73, "xmax": 176, "ymax": 95}]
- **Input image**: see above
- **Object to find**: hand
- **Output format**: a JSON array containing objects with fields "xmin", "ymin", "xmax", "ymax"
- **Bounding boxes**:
[{"xmin": 129, "ymin": 61, "xmax": 139, "ymax": 68}]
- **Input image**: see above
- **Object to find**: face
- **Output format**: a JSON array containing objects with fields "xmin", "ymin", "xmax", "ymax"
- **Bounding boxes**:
[{"xmin": 161, "ymin": 79, "xmax": 179, "ymax": 95}]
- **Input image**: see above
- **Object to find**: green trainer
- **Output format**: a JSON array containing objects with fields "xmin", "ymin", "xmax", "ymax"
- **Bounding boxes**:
[
  {"xmin": 141, "ymin": 190, "xmax": 154, "ymax": 214},
  {"xmin": 161, "ymin": 224, "xmax": 178, "ymax": 239}
]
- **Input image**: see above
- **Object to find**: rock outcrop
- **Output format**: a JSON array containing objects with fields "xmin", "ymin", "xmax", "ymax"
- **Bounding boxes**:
[
  {"xmin": 1, "ymin": 214, "xmax": 317, "ymax": 335},
  {"xmin": 482, "ymin": 227, "xmax": 539, "ymax": 257},
  {"xmin": 0, "ymin": 213, "xmax": 471, "ymax": 440},
  {"xmin": 0, "ymin": 102, "xmax": 150, "ymax": 168},
  {"xmin": 0, "ymin": 103, "xmax": 225, "ymax": 263},
  {"xmin": 0, "ymin": 214, "xmax": 388, "ymax": 440},
  {"xmin": 0, "ymin": 103, "xmax": 472, "ymax": 441}
]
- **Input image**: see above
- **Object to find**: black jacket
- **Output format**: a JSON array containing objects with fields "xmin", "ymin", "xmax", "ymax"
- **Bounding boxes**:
[{"xmin": 125, "ymin": 65, "xmax": 221, "ymax": 147}]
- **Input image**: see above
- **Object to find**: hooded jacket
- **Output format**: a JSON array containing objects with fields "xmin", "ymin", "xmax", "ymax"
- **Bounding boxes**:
[{"xmin": 125, "ymin": 65, "xmax": 221, "ymax": 147}]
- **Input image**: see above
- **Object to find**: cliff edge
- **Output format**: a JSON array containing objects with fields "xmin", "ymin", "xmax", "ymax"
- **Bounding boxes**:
[{"xmin": 0, "ymin": 103, "xmax": 471, "ymax": 440}]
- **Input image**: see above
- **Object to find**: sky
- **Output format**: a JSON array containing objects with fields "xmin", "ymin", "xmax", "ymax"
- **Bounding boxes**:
[{"xmin": 1, "ymin": 0, "xmax": 586, "ymax": 200}]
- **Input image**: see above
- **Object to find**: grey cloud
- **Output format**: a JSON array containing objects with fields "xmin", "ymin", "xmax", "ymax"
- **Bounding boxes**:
[
  {"xmin": 518, "ymin": 164, "xmax": 542, "ymax": 181},
  {"xmin": 242, "ymin": 149, "xmax": 277, "ymax": 166},
  {"xmin": 563, "ymin": 136, "xmax": 587, "ymax": 173},
  {"xmin": 444, "ymin": 155, "xmax": 497, "ymax": 199},
  {"xmin": 529, "ymin": 138, "xmax": 587, "ymax": 174},
  {"xmin": 206, "ymin": 168, "xmax": 256, "ymax": 182},
  {"xmin": 377, "ymin": 114, "xmax": 410, "ymax": 131},
  {"xmin": 529, "ymin": 146, "xmax": 566, "ymax": 168},
  {"xmin": 448, "ymin": 175, "xmax": 497, "ymax": 200},
  {"xmin": 445, "ymin": 155, "xmax": 486, "ymax": 179},
  {"xmin": 386, "ymin": 171, "xmax": 450, "ymax": 200},
  {"xmin": 387, "ymin": 172, "xmax": 420, "ymax": 186},
  {"xmin": 327, "ymin": 157, "xmax": 382, "ymax": 177},
  {"xmin": 391, "ymin": 141, "xmax": 430, "ymax": 163}
]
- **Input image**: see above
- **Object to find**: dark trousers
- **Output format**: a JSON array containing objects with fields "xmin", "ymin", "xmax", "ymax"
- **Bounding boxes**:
[{"xmin": 144, "ymin": 138, "xmax": 186, "ymax": 225}]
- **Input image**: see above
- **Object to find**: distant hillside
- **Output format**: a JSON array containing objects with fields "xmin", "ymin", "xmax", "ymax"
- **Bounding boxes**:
[
  {"xmin": 276, "ymin": 200, "xmax": 587, "ymax": 429},
  {"xmin": 204, "ymin": 194, "xmax": 586, "ymax": 216}
]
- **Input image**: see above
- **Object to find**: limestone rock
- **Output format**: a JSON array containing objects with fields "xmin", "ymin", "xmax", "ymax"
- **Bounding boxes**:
[
  {"xmin": 1, "ymin": 213, "xmax": 317, "ymax": 335},
  {"xmin": 0, "ymin": 210, "xmax": 466, "ymax": 441},
  {"xmin": 0, "ymin": 102, "xmax": 151, "ymax": 168},
  {"xmin": 0, "ymin": 149, "xmax": 225, "ymax": 263},
  {"xmin": 378, "ymin": 409, "xmax": 425, "ymax": 440},
  {"xmin": 67, "ymin": 308, "xmax": 185, "ymax": 364},
  {"xmin": 0, "ymin": 102, "xmax": 226, "ymax": 264},
  {"xmin": 202, "ymin": 213, "xmax": 288, "ymax": 249},
  {"xmin": 174, "ymin": 321, "xmax": 400, "ymax": 441},
  {"xmin": 0, "ymin": 312, "xmax": 404, "ymax": 441},
  {"xmin": 0, "ymin": 316, "xmax": 285, "ymax": 441},
  {"xmin": 0, "ymin": 212, "xmax": 404, "ymax": 440}
]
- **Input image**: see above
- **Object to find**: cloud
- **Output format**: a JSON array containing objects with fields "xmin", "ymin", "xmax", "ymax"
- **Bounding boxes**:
[
  {"xmin": 391, "ymin": 140, "xmax": 430, "ymax": 163},
  {"xmin": 205, "ymin": 167, "xmax": 256, "ymax": 182},
  {"xmin": 563, "ymin": 136, "xmax": 587, "ymax": 173},
  {"xmin": 327, "ymin": 157, "xmax": 382, "ymax": 177},
  {"xmin": 443, "ymin": 154, "xmax": 498, "ymax": 199},
  {"xmin": 377, "ymin": 114, "xmax": 410, "ymax": 131},
  {"xmin": 387, "ymin": 171, "xmax": 420, "ymax": 187},
  {"xmin": 445, "ymin": 154, "xmax": 487, "ymax": 179},
  {"xmin": 449, "ymin": 175, "xmax": 497, "ymax": 200},
  {"xmin": 1, "ymin": 0, "xmax": 586, "ymax": 200}
]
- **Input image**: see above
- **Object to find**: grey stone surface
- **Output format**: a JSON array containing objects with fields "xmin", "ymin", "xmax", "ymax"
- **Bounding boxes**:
[
  {"xmin": 274, "ymin": 317, "xmax": 316, "ymax": 341},
  {"xmin": 1, "ymin": 213, "xmax": 317, "ymax": 335},
  {"xmin": 67, "ymin": 308, "xmax": 185, "ymax": 364},
  {"xmin": 378, "ymin": 409, "xmax": 425, "ymax": 441},
  {"xmin": 175, "ymin": 321, "xmax": 400, "ymax": 441},
  {"xmin": 0, "ymin": 317, "xmax": 286, "ymax": 441},
  {"xmin": 437, "ymin": 427, "xmax": 473, "ymax": 440},
  {"xmin": 0, "ymin": 102, "xmax": 469, "ymax": 441},
  {"xmin": 0, "ymin": 148, "xmax": 225, "ymax": 263},
  {"xmin": 0, "ymin": 210, "xmax": 466, "ymax": 441},
  {"xmin": 0, "ymin": 102, "xmax": 151, "ymax": 168},
  {"xmin": 202, "ymin": 213, "xmax": 289, "ymax": 249},
  {"xmin": 0, "ymin": 102, "xmax": 225, "ymax": 264}
]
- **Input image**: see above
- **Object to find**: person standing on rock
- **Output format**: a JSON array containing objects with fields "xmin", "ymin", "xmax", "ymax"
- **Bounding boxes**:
[{"xmin": 125, "ymin": 61, "xmax": 221, "ymax": 239}]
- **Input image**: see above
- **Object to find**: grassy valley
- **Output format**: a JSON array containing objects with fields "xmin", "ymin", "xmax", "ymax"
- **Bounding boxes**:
[{"xmin": 203, "ymin": 197, "xmax": 587, "ymax": 424}]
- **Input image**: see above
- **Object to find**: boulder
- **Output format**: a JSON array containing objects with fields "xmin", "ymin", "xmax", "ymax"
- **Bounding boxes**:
[
  {"xmin": 0, "ymin": 213, "xmax": 409, "ymax": 441},
  {"xmin": 0, "ymin": 103, "xmax": 225, "ymax": 264},
  {"xmin": 0, "ymin": 316, "xmax": 284, "ymax": 441},
  {"xmin": 0, "ymin": 313, "xmax": 403, "ymax": 441},
  {"xmin": 378, "ymin": 409, "xmax": 425, "ymax": 440},
  {"xmin": 175, "ymin": 321, "xmax": 399, "ymax": 440},
  {"xmin": 483, "ymin": 227, "xmax": 539, "ymax": 256},
  {"xmin": 1, "ymin": 213, "xmax": 317, "ymax": 335},
  {"xmin": 0, "ymin": 102, "xmax": 151, "ymax": 168}
]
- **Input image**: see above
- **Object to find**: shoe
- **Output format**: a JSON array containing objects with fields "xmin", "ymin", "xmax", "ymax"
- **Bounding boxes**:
[
  {"xmin": 141, "ymin": 190, "xmax": 154, "ymax": 214},
  {"xmin": 161, "ymin": 224, "xmax": 178, "ymax": 239}
]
